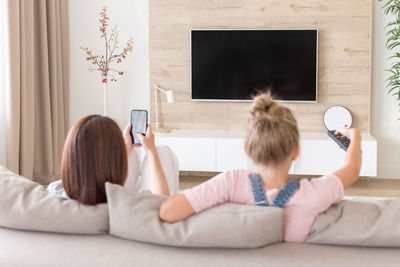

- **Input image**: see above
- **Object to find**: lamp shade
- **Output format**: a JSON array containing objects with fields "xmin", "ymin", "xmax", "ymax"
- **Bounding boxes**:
[{"xmin": 166, "ymin": 90, "xmax": 175, "ymax": 103}]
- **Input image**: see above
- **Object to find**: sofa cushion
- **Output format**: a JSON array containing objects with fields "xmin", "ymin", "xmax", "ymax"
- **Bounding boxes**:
[
  {"xmin": 0, "ymin": 166, "xmax": 108, "ymax": 234},
  {"xmin": 307, "ymin": 198, "xmax": 400, "ymax": 247},
  {"xmin": 106, "ymin": 182, "xmax": 283, "ymax": 248}
]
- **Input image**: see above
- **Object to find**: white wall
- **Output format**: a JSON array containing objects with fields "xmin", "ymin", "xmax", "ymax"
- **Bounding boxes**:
[
  {"xmin": 68, "ymin": 1, "xmax": 400, "ymax": 178},
  {"xmin": 0, "ymin": 0, "xmax": 7, "ymax": 166},
  {"xmin": 68, "ymin": 0, "xmax": 149, "ymax": 129},
  {"xmin": 372, "ymin": 1, "xmax": 400, "ymax": 179}
]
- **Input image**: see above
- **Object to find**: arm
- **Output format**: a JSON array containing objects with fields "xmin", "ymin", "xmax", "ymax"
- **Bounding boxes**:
[
  {"xmin": 159, "ymin": 194, "xmax": 195, "ymax": 223},
  {"xmin": 333, "ymin": 128, "xmax": 362, "ymax": 189},
  {"xmin": 123, "ymin": 123, "xmax": 169, "ymax": 196},
  {"xmin": 137, "ymin": 125, "xmax": 169, "ymax": 196},
  {"xmin": 159, "ymin": 169, "xmax": 248, "ymax": 223}
]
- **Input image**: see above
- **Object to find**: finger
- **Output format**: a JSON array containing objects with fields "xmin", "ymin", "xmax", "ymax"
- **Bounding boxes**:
[
  {"xmin": 123, "ymin": 122, "xmax": 132, "ymax": 135},
  {"xmin": 335, "ymin": 128, "xmax": 345, "ymax": 135},
  {"xmin": 146, "ymin": 125, "xmax": 152, "ymax": 135},
  {"xmin": 133, "ymin": 144, "xmax": 142, "ymax": 148},
  {"xmin": 136, "ymin": 132, "xmax": 145, "ymax": 142},
  {"xmin": 337, "ymin": 128, "xmax": 352, "ymax": 139}
]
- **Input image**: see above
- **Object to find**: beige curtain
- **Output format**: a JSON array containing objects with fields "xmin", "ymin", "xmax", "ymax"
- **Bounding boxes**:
[{"xmin": 5, "ymin": 0, "xmax": 69, "ymax": 184}]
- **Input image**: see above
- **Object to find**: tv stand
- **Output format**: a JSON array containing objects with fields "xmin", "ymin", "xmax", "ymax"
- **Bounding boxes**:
[{"xmin": 154, "ymin": 130, "xmax": 377, "ymax": 177}]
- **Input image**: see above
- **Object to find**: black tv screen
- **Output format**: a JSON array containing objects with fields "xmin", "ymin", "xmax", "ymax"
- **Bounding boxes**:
[{"xmin": 191, "ymin": 29, "xmax": 318, "ymax": 102}]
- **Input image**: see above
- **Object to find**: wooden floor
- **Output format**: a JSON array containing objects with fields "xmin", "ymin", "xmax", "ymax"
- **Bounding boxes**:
[{"xmin": 179, "ymin": 172, "xmax": 400, "ymax": 198}]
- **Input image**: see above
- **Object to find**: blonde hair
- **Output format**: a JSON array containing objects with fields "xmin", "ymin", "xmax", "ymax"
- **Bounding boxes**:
[{"xmin": 246, "ymin": 93, "xmax": 299, "ymax": 166}]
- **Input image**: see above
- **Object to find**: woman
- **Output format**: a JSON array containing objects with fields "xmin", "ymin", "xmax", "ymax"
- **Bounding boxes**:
[{"xmin": 47, "ymin": 115, "xmax": 178, "ymax": 205}]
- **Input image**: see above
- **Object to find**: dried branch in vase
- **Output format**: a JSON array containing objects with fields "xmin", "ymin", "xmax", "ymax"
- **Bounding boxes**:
[{"xmin": 81, "ymin": 6, "xmax": 134, "ymax": 84}]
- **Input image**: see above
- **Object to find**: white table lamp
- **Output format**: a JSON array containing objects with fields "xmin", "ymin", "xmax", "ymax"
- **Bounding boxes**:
[{"xmin": 154, "ymin": 84, "xmax": 174, "ymax": 133}]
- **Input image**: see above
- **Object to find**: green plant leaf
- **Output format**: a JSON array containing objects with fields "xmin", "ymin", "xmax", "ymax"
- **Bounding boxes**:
[
  {"xmin": 382, "ymin": 0, "xmax": 394, "ymax": 8},
  {"xmin": 388, "ymin": 42, "xmax": 400, "ymax": 50},
  {"xmin": 385, "ymin": 20, "xmax": 400, "ymax": 29},
  {"xmin": 389, "ymin": 52, "xmax": 400, "ymax": 59},
  {"xmin": 388, "ymin": 86, "xmax": 400, "ymax": 94},
  {"xmin": 381, "ymin": 0, "xmax": 400, "ymax": 116}
]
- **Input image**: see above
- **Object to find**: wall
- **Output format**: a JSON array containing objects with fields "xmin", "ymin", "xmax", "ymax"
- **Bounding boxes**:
[
  {"xmin": 149, "ymin": 0, "xmax": 372, "ymax": 132},
  {"xmin": 68, "ymin": 1, "xmax": 400, "ymax": 178},
  {"xmin": 0, "ymin": 0, "xmax": 6, "ymax": 166},
  {"xmin": 68, "ymin": 0, "xmax": 149, "ymax": 129},
  {"xmin": 372, "ymin": 1, "xmax": 400, "ymax": 179}
]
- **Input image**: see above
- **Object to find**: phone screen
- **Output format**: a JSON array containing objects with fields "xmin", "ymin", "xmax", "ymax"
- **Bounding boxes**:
[{"xmin": 130, "ymin": 110, "xmax": 148, "ymax": 145}]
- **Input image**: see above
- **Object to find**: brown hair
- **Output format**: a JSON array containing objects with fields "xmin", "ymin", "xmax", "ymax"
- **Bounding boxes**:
[
  {"xmin": 61, "ymin": 115, "xmax": 127, "ymax": 205},
  {"xmin": 246, "ymin": 93, "xmax": 299, "ymax": 166}
]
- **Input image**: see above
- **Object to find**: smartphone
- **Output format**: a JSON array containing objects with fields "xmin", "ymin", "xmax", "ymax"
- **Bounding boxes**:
[{"xmin": 130, "ymin": 110, "xmax": 148, "ymax": 145}]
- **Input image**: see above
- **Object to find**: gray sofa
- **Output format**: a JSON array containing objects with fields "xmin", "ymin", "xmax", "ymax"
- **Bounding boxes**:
[
  {"xmin": 1, "ymin": 227, "xmax": 400, "ymax": 267},
  {"xmin": 1, "ymin": 166, "xmax": 400, "ymax": 266}
]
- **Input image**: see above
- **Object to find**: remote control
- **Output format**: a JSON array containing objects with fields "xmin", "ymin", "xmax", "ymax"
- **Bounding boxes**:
[{"xmin": 327, "ymin": 130, "xmax": 351, "ymax": 151}]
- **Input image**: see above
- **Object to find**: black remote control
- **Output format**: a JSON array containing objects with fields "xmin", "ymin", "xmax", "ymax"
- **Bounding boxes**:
[{"xmin": 327, "ymin": 130, "xmax": 351, "ymax": 151}]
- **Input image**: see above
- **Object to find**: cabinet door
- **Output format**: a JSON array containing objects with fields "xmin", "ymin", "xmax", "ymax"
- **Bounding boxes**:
[
  {"xmin": 360, "ymin": 140, "xmax": 377, "ymax": 176},
  {"xmin": 295, "ymin": 137, "xmax": 377, "ymax": 177},
  {"xmin": 215, "ymin": 138, "xmax": 295, "ymax": 173},
  {"xmin": 216, "ymin": 138, "xmax": 248, "ymax": 172},
  {"xmin": 155, "ymin": 137, "xmax": 216, "ymax": 171},
  {"xmin": 294, "ymin": 139, "xmax": 346, "ymax": 176}
]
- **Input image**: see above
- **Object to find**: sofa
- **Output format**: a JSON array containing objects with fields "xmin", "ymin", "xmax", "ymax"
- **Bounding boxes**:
[
  {"xmin": 1, "ymin": 166, "xmax": 400, "ymax": 266},
  {"xmin": 2, "ymin": 227, "xmax": 400, "ymax": 267}
]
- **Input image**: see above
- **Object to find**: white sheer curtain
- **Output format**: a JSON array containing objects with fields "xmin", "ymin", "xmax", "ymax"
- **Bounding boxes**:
[{"xmin": 0, "ymin": 0, "xmax": 6, "ymax": 167}]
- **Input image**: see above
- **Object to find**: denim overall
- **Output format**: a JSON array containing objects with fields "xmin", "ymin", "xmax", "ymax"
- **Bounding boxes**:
[{"xmin": 250, "ymin": 173, "xmax": 300, "ymax": 208}]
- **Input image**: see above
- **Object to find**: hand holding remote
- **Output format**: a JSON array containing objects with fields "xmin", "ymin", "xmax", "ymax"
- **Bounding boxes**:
[
  {"xmin": 331, "ymin": 127, "xmax": 362, "ymax": 189},
  {"xmin": 335, "ymin": 128, "xmax": 359, "ymax": 140},
  {"xmin": 328, "ymin": 130, "xmax": 351, "ymax": 151},
  {"xmin": 328, "ymin": 128, "xmax": 360, "ymax": 151}
]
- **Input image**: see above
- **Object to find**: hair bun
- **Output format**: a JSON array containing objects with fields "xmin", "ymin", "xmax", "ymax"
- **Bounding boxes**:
[
  {"xmin": 247, "ymin": 92, "xmax": 299, "ymax": 165},
  {"xmin": 250, "ymin": 93, "xmax": 277, "ymax": 120}
]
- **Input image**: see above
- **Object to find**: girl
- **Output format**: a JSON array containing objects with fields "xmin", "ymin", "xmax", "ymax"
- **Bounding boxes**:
[
  {"xmin": 47, "ymin": 115, "xmax": 178, "ymax": 205},
  {"xmin": 159, "ymin": 93, "xmax": 362, "ymax": 243}
]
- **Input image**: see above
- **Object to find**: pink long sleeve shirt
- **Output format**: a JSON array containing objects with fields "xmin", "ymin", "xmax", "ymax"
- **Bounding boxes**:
[{"xmin": 183, "ymin": 169, "xmax": 344, "ymax": 243}]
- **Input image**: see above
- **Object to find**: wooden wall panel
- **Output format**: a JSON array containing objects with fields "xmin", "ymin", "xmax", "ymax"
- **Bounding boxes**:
[{"xmin": 150, "ymin": 0, "xmax": 372, "ymax": 132}]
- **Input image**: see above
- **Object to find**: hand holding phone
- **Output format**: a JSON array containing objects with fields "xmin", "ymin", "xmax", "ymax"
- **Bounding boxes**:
[
  {"xmin": 130, "ymin": 110, "xmax": 148, "ymax": 145},
  {"xmin": 136, "ymin": 125, "xmax": 157, "ymax": 153}
]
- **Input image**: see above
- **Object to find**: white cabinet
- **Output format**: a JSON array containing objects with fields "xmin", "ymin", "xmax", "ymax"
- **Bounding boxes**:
[
  {"xmin": 359, "ymin": 139, "xmax": 378, "ymax": 176},
  {"xmin": 155, "ymin": 136, "xmax": 216, "ymax": 171},
  {"xmin": 154, "ymin": 130, "xmax": 377, "ymax": 177},
  {"xmin": 294, "ymin": 133, "xmax": 377, "ymax": 176},
  {"xmin": 295, "ymin": 133, "xmax": 346, "ymax": 175},
  {"xmin": 215, "ymin": 138, "xmax": 248, "ymax": 172}
]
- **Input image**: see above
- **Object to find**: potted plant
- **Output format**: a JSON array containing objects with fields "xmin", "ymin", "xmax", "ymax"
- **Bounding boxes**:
[
  {"xmin": 379, "ymin": 0, "xmax": 400, "ymax": 110},
  {"xmin": 81, "ymin": 6, "xmax": 134, "ymax": 116}
]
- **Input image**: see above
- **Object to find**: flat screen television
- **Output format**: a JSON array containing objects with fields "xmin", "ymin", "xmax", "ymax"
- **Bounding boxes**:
[{"xmin": 191, "ymin": 29, "xmax": 318, "ymax": 102}]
